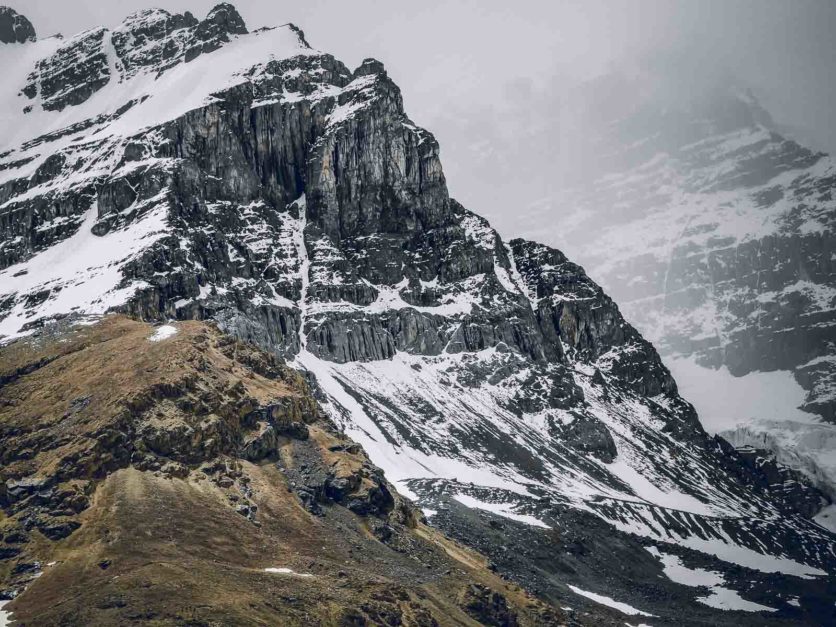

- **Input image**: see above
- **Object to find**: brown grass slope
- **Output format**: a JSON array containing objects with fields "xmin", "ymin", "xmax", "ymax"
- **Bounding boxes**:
[{"xmin": 0, "ymin": 316, "xmax": 571, "ymax": 626}]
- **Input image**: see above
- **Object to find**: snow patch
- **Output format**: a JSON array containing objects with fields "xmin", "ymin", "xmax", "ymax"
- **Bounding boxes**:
[
  {"xmin": 646, "ymin": 546, "xmax": 777, "ymax": 613},
  {"xmin": 453, "ymin": 493, "xmax": 550, "ymax": 529},
  {"xmin": 667, "ymin": 358, "xmax": 813, "ymax": 433},
  {"xmin": 698, "ymin": 586, "xmax": 777, "ymax": 613},
  {"xmin": 148, "ymin": 324, "xmax": 177, "ymax": 342},
  {"xmin": 264, "ymin": 567, "xmax": 314, "ymax": 578},
  {"xmin": 567, "ymin": 585, "xmax": 655, "ymax": 617},
  {"xmin": 0, "ymin": 600, "xmax": 11, "ymax": 627}
]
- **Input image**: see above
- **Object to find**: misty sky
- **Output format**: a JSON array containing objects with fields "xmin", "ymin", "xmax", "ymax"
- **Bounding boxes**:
[{"xmin": 11, "ymin": 0, "xmax": 836, "ymax": 240}]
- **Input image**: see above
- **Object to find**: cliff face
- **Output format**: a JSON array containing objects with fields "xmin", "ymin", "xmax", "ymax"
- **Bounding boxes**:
[{"xmin": 0, "ymin": 5, "xmax": 834, "ymax": 625}]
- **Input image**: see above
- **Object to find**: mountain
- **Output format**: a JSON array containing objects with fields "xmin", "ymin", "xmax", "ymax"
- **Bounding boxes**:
[
  {"xmin": 0, "ymin": 5, "xmax": 834, "ymax": 625},
  {"xmin": 0, "ymin": 315, "xmax": 568, "ymax": 625},
  {"xmin": 480, "ymin": 66, "xmax": 836, "ymax": 527}
]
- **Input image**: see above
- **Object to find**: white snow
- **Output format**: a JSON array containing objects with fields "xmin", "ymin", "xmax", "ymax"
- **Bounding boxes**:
[
  {"xmin": 646, "ymin": 546, "xmax": 777, "ymax": 613},
  {"xmin": 293, "ymin": 194, "xmax": 309, "ymax": 350},
  {"xmin": 605, "ymin": 456, "xmax": 715, "ymax": 516},
  {"xmin": 0, "ymin": 600, "xmax": 10, "ymax": 627},
  {"xmin": 358, "ymin": 278, "xmax": 478, "ymax": 317},
  {"xmin": 667, "ymin": 358, "xmax": 814, "ymax": 433},
  {"xmin": 0, "ymin": 202, "xmax": 169, "ymax": 342},
  {"xmin": 453, "ymin": 494, "xmax": 550, "ymax": 529},
  {"xmin": 148, "ymin": 324, "xmax": 177, "ymax": 342},
  {"xmin": 326, "ymin": 99, "xmax": 369, "ymax": 127},
  {"xmin": 610, "ymin": 513, "xmax": 828, "ymax": 578},
  {"xmin": 461, "ymin": 213, "xmax": 494, "ymax": 250},
  {"xmin": 264, "ymin": 567, "xmax": 314, "ymax": 578},
  {"xmin": 0, "ymin": 36, "xmax": 62, "ymax": 149},
  {"xmin": 324, "ymin": 74, "xmax": 378, "ymax": 127},
  {"xmin": 697, "ymin": 586, "xmax": 777, "ymax": 613},
  {"xmin": 646, "ymin": 546, "xmax": 722, "ymax": 587},
  {"xmin": 567, "ymin": 585, "xmax": 655, "ymax": 617}
]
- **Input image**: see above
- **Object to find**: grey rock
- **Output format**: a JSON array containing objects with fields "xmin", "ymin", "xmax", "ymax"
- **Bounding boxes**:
[{"xmin": 0, "ymin": 7, "xmax": 35, "ymax": 44}]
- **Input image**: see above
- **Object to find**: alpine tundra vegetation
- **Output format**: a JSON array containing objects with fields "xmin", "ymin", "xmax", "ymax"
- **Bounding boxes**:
[{"xmin": 0, "ymin": 4, "xmax": 833, "ymax": 626}]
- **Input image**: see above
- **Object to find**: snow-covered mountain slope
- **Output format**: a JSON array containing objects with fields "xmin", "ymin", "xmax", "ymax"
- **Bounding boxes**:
[
  {"xmin": 0, "ymin": 5, "xmax": 834, "ymax": 624},
  {"xmin": 491, "ymin": 71, "xmax": 836, "ymax": 513}
]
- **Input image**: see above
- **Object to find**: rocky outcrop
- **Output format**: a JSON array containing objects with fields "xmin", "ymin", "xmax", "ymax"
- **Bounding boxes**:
[
  {"xmin": 0, "ymin": 317, "xmax": 569, "ymax": 626},
  {"xmin": 0, "ymin": 7, "xmax": 35, "ymax": 44},
  {"xmin": 510, "ymin": 238, "xmax": 679, "ymax": 399},
  {"xmin": 713, "ymin": 437, "xmax": 825, "ymax": 518},
  {"xmin": 459, "ymin": 583, "xmax": 519, "ymax": 626},
  {"xmin": 0, "ymin": 318, "xmax": 418, "ymax": 553}
]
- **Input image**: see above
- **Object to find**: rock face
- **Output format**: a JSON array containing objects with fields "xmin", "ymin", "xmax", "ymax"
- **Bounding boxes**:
[
  {"xmin": 0, "ymin": 7, "xmax": 35, "ymax": 44},
  {"xmin": 0, "ymin": 5, "xmax": 834, "ymax": 624}
]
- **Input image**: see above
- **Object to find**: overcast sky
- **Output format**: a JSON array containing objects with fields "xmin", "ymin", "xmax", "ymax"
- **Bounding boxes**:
[
  {"xmin": 13, "ymin": 1, "xmax": 836, "ymax": 143},
  {"xmin": 11, "ymin": 0, "xmax": 836, "ymax": 236}
]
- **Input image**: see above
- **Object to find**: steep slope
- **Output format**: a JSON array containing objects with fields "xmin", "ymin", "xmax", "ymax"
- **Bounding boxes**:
[
  {"xmin": 0, "ymin": 315, "xmax": 569, "ymax": 626},
  {"xmin": 0, "ymin": 5, "xmax": 834, "ymax": 625},
  {"xmin": 497, "ymin": 71, "xmax": 836, "ymax": 518}
]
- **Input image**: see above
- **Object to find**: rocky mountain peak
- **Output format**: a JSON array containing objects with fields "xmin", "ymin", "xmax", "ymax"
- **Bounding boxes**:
[
  {"xmin": 196, "ymin": 2, "xmax": 248, "ymax": 40},
  {"xmin": 0, "ymin": 6, "xmax": 35, "ymax": 44},
  {"xmin": 16, "ymin": 3, "xmax": 255, "ymax": 113},
  {"xmin": 354, "ymin": 57, "xmax": 387, "ymax": 78},
  {"xmin": 0, "ymin": 6, "xmax": 834, "ymax": 624}
]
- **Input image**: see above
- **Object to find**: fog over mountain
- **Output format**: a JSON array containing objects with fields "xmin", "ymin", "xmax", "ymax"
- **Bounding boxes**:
[{"xmin": 14, "ymin": 0, "xmax": 836, "ymax": 156}]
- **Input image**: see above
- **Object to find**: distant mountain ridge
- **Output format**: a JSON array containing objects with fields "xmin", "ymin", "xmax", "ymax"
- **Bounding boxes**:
[{"xmin": 517, "ymin": 71, "xmax": 836, "ymax": 516}]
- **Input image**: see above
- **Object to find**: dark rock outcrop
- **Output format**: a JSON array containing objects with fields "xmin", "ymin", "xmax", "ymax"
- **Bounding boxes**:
[{"xmin": 0, "ymin": 6, "xmax": 35, "ymax": 44}]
